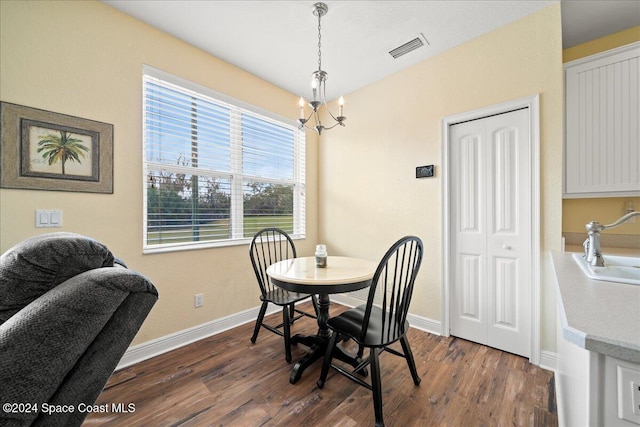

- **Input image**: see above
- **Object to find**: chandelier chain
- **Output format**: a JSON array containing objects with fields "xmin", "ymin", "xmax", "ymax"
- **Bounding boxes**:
[{"xmin": 317, "ymin": 12, "xmax": 322, "ymax": 71}]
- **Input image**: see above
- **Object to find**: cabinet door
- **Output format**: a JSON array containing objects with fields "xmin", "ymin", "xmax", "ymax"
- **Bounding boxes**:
[{"xmin": 565, "ymin": 43, "xmax": 640, "ymax": 197}]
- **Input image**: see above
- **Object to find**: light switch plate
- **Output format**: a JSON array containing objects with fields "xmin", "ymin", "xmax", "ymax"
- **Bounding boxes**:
[
  {"xmin": 50, "ymin": 210, "xmax": 62, "ymax": 225},
  {"xmin": 36, "ymin": 210, "xmax": 63, "ymax": 228}
]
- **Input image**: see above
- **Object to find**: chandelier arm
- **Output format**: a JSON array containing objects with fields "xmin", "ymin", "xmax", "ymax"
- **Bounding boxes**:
[
  {"xmin": 298, "ymin": 118, "xmax": 315, "ymax": 132},
  {"xmin": 299, "ymin": 122, "xmax": 313, "ymax": 132},
  {"xmin": 319, "ymin": 79, "xmax": 343, "ymax": 124},
  {"xmin": 297, "ymin": 108, "xmax": 315, "ymax": 128},
  {"xmin": 299, "ymin": 120, "xmax": 333, "ymax": 135},
  {"xmin": 311, "ymin": 103, "xmax": 322, "ymax": 124},
  {"xmin": 322, "ymin": 101, "xmax": 341, "ymax": 123},
  {"xmin": 298, "ymin": 107, "xmax": 324, "ymax": 132},
  {"xmin": 321, "ymin": 122, "xmax": 343, "ymax": 131}
]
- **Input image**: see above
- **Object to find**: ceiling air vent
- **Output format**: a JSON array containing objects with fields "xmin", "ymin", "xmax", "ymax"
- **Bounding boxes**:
[{"xmin": 388, "ymin": 34, "xmax": 428, "ymax": 59}]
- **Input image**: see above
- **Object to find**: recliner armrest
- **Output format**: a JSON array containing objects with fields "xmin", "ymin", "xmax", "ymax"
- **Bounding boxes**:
[{"xmin": 0, "ymin": 267, "xmax": 158, "ymax": 427}]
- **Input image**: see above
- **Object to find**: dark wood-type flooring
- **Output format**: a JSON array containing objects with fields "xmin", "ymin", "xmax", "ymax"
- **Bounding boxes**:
[{"xmin": 84, "ymin": 302, "xmax": 557, "ymax": 426}]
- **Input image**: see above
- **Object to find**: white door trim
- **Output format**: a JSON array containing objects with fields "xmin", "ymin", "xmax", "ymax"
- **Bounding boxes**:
[{"xmin": 441, "ymin": 94, "xmax": 541, "ymax": 365}]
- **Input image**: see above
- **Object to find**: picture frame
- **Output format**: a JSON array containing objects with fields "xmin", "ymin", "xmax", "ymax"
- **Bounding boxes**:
[{"xmin": 0, "ymin": 102, "xmax": 113, "ymax": 193}]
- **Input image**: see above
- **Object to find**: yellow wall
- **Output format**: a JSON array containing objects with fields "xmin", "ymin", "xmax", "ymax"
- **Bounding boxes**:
[
  {"xmin": 318, "ymin": 4, "xmax": 563, "ymax": 352},
  {"xmin": 0, "ymin": 0, "xmax": 320, "ymax": 345},
  {"xmin": 563, "ymin": 25, "xmax": 640, "ymax": 63},
  {"xmin": 563, "ymin": 198, "xmax": 640, "ymax": 235},
  {"xmin": 562, "ymin": 26, "xmax": 640, "ymax": 238}
]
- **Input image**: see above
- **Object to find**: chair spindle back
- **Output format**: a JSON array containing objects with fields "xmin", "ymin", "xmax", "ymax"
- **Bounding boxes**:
[
  {"xmin": 361, "ymin": 236, "xmax": 423, "ymax": 346},
  {"xmin": 249, "ymin": 228, "xmax": 297, "ymax": 297}
]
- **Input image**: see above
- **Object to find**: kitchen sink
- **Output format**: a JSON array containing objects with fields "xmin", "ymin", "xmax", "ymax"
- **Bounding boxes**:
[{"xmin": 572, "ymin": 253, "xmax": 640, "ymax": 285}]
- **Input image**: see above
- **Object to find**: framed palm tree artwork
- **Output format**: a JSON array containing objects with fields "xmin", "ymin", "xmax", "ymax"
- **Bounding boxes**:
[{"xmin": 0, "ymin": 102, "xmax": 113, "ymax": 193}]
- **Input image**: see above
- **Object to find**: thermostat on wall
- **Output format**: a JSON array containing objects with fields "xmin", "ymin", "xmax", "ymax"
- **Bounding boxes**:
[{"xmin": 416, "ymin": 165, "xmax": 434, "ymax": 178}]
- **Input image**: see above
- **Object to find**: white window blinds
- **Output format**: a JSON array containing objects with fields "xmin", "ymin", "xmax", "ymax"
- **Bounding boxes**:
[{"xmin": 143, "ymin": 67, "xmax": 305, "ymax": 252}]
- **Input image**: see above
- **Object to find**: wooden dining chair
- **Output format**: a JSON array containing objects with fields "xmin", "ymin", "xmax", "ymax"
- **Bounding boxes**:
[
  {"xmin": 249, "ymin": 228, "xmax": 318, "ymax": 363},
  {"xmin": 317, "ymin": 236, "xmax": 424, "ymax": 427}
]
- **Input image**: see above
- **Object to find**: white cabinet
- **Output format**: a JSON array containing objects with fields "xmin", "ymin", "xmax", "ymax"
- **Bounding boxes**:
[
  {"xmin": 556, "ymin": 321, "xmax": 640, "ymax": 427},
  {"xmin": 564, "ymin": 42, "xmax": 640, "ymax": 198},
  {"xmin": 553, "ymin": 251, "xmax": 640, "ymax": 426}
]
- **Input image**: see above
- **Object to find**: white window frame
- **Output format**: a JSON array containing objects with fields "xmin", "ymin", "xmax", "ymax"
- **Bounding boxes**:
[{"xmin": 142, "ymin": 65, "xmax": 306, "ymax": 253}]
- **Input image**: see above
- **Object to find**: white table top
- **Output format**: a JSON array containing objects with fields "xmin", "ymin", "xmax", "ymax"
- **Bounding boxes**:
[{"xmin": 267, "ymin": 256, "xmax": 377, "ymax": 294}]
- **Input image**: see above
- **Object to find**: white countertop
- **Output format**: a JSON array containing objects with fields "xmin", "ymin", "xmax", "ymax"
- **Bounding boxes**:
[{"xmin": 552, "ymin": 250, "xmax": 640, "ymax": 363}]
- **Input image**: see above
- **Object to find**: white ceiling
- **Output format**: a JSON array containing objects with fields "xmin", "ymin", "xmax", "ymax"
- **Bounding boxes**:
[
  {"xmin": 103, "ymin": 0, "xmax": 639, "ymax": 102},
  {"xmin": 561, "ymin": 1, "xmax": 639, "ymax": 48}
]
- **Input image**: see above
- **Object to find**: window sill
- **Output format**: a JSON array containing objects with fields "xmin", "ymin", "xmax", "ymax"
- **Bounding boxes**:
[{"xmin": 143, "ymin": 234, "xmax": 306, "ymax": 254}]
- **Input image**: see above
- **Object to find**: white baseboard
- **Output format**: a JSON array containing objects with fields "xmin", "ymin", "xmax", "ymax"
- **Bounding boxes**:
[
  {"xmin": 407, "ymin": 313, "xmax": 442, "ymax": 336},
  {"xmin": 539, "ymin": 349, "xmax": 558, "ymax": 372},
  {"xmin": 329, "ymin": 293, "xmax": 366, "ymax": 310},
  {"xmin": 116, "ymin": 304, "xmax": 278, "ymax": 370},
  {"xmin": 331, "ymin": 294, "xmax": 443, "ymax": 336}
]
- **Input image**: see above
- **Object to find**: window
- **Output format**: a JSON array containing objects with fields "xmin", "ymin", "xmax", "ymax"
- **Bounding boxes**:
[{"xmin": 143, "ymin": 66, "xmax": 305, "ymax": 253}]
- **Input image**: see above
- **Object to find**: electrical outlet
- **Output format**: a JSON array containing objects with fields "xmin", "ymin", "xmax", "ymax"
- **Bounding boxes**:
[
  {"xmin": 194, "ymin": 293, "xmax": 204, "ymax": 308},
  {"xmin": 618, "ymin": 365, "xmax": 640, "ymax": 424}
]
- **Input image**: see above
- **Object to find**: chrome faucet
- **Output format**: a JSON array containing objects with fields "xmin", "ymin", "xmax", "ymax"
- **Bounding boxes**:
[{"xmin": 583, "ymin": 210, "xmax": 640, "ymax": 267}]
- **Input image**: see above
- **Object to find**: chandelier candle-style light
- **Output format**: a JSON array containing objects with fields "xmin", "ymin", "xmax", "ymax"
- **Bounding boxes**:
[{"xmin": 297, "ymin": 2, "xmax": 345, "ymax": 135}]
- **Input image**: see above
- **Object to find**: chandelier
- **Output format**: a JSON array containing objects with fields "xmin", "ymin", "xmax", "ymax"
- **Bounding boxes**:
[{"xmin": 297, "ymin": 2, "xmax": 345, "ymax": 135}]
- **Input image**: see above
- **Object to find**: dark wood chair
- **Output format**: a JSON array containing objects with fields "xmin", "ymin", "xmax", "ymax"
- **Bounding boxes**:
[
  {"xmin": 317, "ymin": 236, "xmax": 424, "ymax": 427},
  {"xmin": 249, "ymin": 228, "xmax": 318, "ymax": 363}
]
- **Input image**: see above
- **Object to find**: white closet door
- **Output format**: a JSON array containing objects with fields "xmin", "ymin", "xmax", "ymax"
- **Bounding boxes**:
[{"xmin": 450, "ymin": 108, "xmax": 531, "ymax": 358}]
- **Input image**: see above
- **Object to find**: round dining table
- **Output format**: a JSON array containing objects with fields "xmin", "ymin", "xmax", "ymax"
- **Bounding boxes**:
[{"xmin": 267, "ymin": 255, "xmax": 378, "ymax": 384}]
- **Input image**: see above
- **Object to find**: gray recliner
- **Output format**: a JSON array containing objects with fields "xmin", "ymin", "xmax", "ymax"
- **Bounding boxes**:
[{"xmin": 0, "ymin": 232, "xmax": 158, "ymax": 427}]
